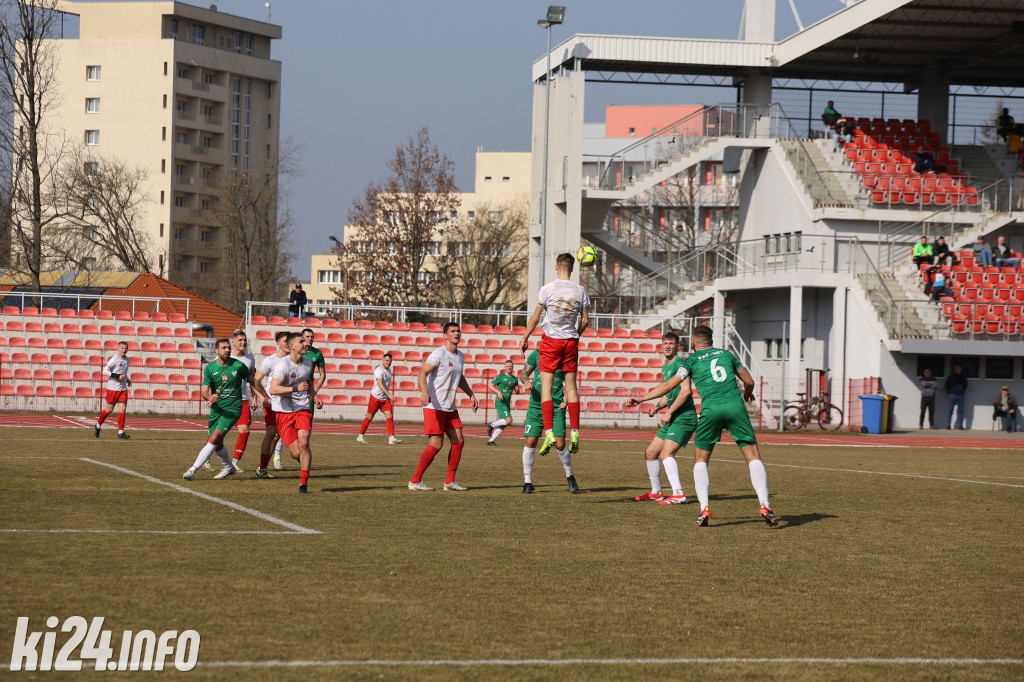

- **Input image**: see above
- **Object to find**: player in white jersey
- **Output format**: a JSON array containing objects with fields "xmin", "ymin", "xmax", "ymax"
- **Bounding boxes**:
[
  {"xmin": 357, "ymin": 352, "xmax": 401, "ymax": 445},
  {"xmin": 408, "ymin": 322, "xmax": 478, "ymax": 491},
  {"xmin": 253, "ymin": 330, "xmax": 290, "ymax": 476},
  {"xmin": 519, "ymin": 252, "xmax": 590, "ymax": 457},
  {"xmin": 94, "ymin": 341, "xmax": 132, "ymax": 440},
  {"xmin": 228, "ymin": 330, "xmax": 257, "ymax": 470},
  {"xmin": 268, "ymin": 332, "xmax": 317, "ymax": 494}
]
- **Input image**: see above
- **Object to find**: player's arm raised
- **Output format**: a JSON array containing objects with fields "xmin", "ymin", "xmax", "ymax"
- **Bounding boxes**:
[
  {"xmin": 457, "ymin": 374, "xmax": 478, "ymax": 412},
  {"xmin": 661, "ymin": 378, "xmax": 693, "ymax": 425},
  {"xmin": 627, "ymin": 374, "xmax": 684, "ymax": 407},
  {"xmin": 736, "ymin": 366, "xmax": 756, "ymax": 402},
  {"xmin": 519, "ymin": 302, "xmax": 544, "ymax": 355},
  {"xmin": 418, "ymin": 361, "xmax": 437, "ymax": 406}
]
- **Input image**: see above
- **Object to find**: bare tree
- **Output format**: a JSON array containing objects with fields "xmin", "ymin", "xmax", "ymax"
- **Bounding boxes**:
[
  {"xmin": 52, "ymin": 151, "xmax": 153, "ymax": 272},
  {"xmin": 434, "ymin": 199, "xmax": 529, "ymax": 310},
  {"xmin": 332, "ymin": 127, "xmax": 459, "ymax": 307},
  {"xmin": 206, "ymin": 141, "xmax": 299, "ymax": 311},
  {"xmin": 981, "ymin": 100, "xmax": 1005, "ymax": 145},
  {"xmin": 0, "ymin": 0, "xmax": 69, "ymax": 293}
]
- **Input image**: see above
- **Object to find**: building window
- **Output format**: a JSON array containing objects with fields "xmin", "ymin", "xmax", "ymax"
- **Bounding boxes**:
[
  {"xmin": 203, "ymin": 104, "xmax": 214, "ymax": 117},
  {"xmin": 86, "ymin": 65, "xmax": 101, "ymax": 81},
  {"xmin": 203, "ymin": 73, "xmax": 214, "ymax": 85},
  {"xmin": 200, "ymin": 231, "xmax": 211, "ymax": 243},
  {"xmin": 985, "ymin": 357, "xmax": 1013, "ymax": 380},
  {"xmin": 267, "ymin": 113, "xmax": 272, "ymax": 129},
  {"xmin": 176, "ymin": 100, "xmax": 189, "ymax": 113},
  {"xmin": 83, "ymin": 257, "xmax": 96, "ymax": 270},
  {"xmin": 162, "ymin": 126, "xmax": 166, "ymax": 141},
  {"xmin": 502, "ymin": 176, "xmax": 510, "ymax": 182},
  {"xmin": 175, "ymin": 164, "xmax": 186, "ymax": 177},
  {"xmin": 424, "ymin": 241, "xmax": 443, "ymax": 256},
  {"xmin": 85, "ymin": 98, "xmax": 100, "ymax": 113},
  {"xmin": 84, "ymin": 130, "xmax": 99, "ymax": 145},
  {"xmin": 163, "ymin": 61, "xmax": 168, "ymax": 76},
  {"xmin": 170, "ymin": 19, "xmax": 178, "ymax": 39},
  {"xmin": 175, "ymin": 132, "xmax": 188, "ymax": 144},
  {"xmin": 202, "ymin": 136, "xmax": 213, "ymax": 148},
  {"xmin": 160, "ymin": 159, "xmax": 166, "ymax": 173},
  {"xmin": 160, "ymin": 191, "xmax": 165, "ymax": 205},
  {"xmin": 450, "ymin": 211, "xmax": 458, "ymax": 219},
  {"xmin": 245, "ymin": 34, "xmax": 254, "ymax": 55},
  {"xmin": 234, "ymin": 31, "xmax": 243, "ymax": 53},
  {"xmin": 163, "ymin": 94, "xmax": 167, "ymax": 108},
  {"xmin": 177, "ymin": 67, "xmax": 190, "ymax": 79},
  {"xmin": 415, "ymin": 271, "xmax": 439, "ymax": 285},
  {"xmin": 628, "ymin": 127, "xmax": 636, "ymax": 136},
  {"xmin": 83, "ymin": 161, "xmax": 98, "ymax": 176},
  {"xmin": 488, "ymin": 211, "xmax": 503, "ymax": 224},
  {"xmin": 192, "ymin": 24, "xmax": 204, "ymax": 45},
  {"xmin": 159, "ymin": 223, "xmax": 164, "ymax": 238},
  {"xmin": 467, "ymin": 211, "xmax": 475, "ymax": 219},
  {"xmin": 199, "ymin": 261, "xmax": 210, "ymax": 273},
  {"xmin": 174, "ymin": 196, "xmax": 186, "ymax": 207},
  {"xmin": 450, "ymin": 242, "xmax": 475, "ymax": 257},
  {"xmin": 483, "ymin": 243, "xmax": 511, "ymax": 257},
  {"xmin": 267, "ymin": 82, "xmax": 274, "ymax": 98},
  {"xmin": 484, "ymin": 176, "xmax": 492, "ymax": 182},
  {"xmin": 318, "ymin": 270, "xmax": 343, "ymax": 284}
]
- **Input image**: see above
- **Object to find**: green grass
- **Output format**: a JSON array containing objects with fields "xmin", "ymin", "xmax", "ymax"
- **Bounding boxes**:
[{"xmin": 1, "ymin": 427, "xmax": 1022, "ymax": 681}]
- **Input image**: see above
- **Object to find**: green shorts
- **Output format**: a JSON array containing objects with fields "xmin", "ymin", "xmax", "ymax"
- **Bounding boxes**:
[
  {"xmin": 495, "ymin": 399, "xmax": 512, "ymax": 421},
  {"xmin": 208, "ymin": 408, "xmax": 241, "ymax": 436},
  {"xmin": 693, "ymin": 401, "xmax": 758, "ymax": 451},
  {"xmin": 523, "ymin": 402, "xmax": 565, "ymax": 439},
  {"xmin": 655, "ymin": 410, "xmax": 698, "ymax": 447}
]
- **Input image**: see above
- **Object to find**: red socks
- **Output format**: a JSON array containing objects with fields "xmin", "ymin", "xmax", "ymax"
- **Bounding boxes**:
[
  {"xmin": 359, "ymin": 417, "xmax": 371, "ymax": 435},
  {"xmin": 568, "ymin": 401, "xmax": 580, "ymax": 431},
  {"xmin": 116, "ymin": 412, "xmax": 126, "ymax": 431},
  {"xmin": 299, "ymin": 470, "xmax": 309, "ymax": 486},
  {"xmin": 541, "ymin": 400, "xmax": 554, "ymax": 431},
  {"xmin": 97, "ymin": 410, "xmax": 109, "ymax": 425},
  {"xmin": 386, "ymin": 417, "xmax": 395, "ymax": 437},
  {"xmin": 445, "ymin": 441, "xmax": 464, "ymax": 484},
  {"xmin": 412, "ymin": 445, "xmax": 440, "ymax": 483},
  {"xmin": 233, "ymin": 431, "xmax": 249, "ymax": 460}
]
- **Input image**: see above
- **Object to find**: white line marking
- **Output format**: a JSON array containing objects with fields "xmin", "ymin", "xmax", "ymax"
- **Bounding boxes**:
[
  {"xmin": 0, "ymin": 455, "xmax": 74, "ymax": 459},
  {"xmin": 717, "ymin": 459, "xmax": 1024, "ymax": 489},
  {"xmin": 53, "ymin": 414, "xmax": 89, "ymax": 428},
  {"xmin": 0, "ymin": 529, "xmax": 305, "ymax": 535},
  {"xmin": 79, "ymin": 458, "xmax": 321, "ymax": 535},
  {"xmin": 191, "ymin": 657, "xmax": 1024, "ymax": 668}
]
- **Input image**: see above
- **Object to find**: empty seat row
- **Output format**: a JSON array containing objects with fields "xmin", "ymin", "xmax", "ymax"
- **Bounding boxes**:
[
  {"xmin": 0, "ymin": 306, "xmax": 188, "ymax": 323},
  {"xmin": 0, "ymin": 337, "xmax": 197, "ymax": 353}
]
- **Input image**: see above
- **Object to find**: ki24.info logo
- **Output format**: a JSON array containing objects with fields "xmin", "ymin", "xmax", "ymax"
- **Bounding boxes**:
[{"xmin": 10, "ymin": 617, "xmax": 199, "ymax": 672}]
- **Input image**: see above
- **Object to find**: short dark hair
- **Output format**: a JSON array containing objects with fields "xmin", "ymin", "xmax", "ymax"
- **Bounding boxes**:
[
  {"xmin": 232, "ymin": 329, "xmax": 246, "ymax": 338},
  {"xmin": 301, "ymin": 328, "xmax": 313, "ymax": 336},
  {"xmin": 691, "ymin": 325, "xmax": 713, "ymax": 346},
  {"xmin": 556, "ymin": 252, "xmax": 575, "ymax": 270},
  {"xmin": 118, "ymin": 340, "xmax": 129, "ymax": 347},
  {"xmin": 443, "ymin": 321, "xmax": 460, "ymax": 334},
  {"xmin": 274, "ymin": 330, "xmax": 290, "ymax": 343},
  {"xmin": 215, "ymin": 338, "xmax": 230, "ymax": 348},
  {"xmin": 286, "ymin": 332, "xmax": 303, "ymax": 345},
  {"xmin": 662, "ymin": 331, "xmax": 679, "ymax": 344},
  {"xmin": 383, "ymin": 353, "xmax": 392, "ymax": 360}
]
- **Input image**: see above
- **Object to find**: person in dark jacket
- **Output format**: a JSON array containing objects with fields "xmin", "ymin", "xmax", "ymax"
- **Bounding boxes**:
[
  {"xmin": 288, "ymin": 283, "xmax": 307, "ymax": 319},
  {"xmin": 919, "ymin": 368, "xmax": 937, "ymax": 429},
  {"xmin": 993, "ymin": 386, "xmax": 1018, "ymax": 432},
  {"xmin": 945, "ymin": 364, "xmax": 968, "ymax": 430},
  {"xmin": 932, "ymin": 236, "xmax": 958, "ymax": 267}
]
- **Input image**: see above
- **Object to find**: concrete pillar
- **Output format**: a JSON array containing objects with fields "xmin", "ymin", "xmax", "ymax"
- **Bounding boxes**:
[
  {"xmin": 917, "ymin": 73, "xmax": 949, "ymax": 144},
  {"xmin": 829, "ymin": 286, "xmax": 847, "ymax": 413},
  {"xmin": 789, "ymin": 285, "xmax": 803, "ymax": 390},
  {"xmin": 741, "ymin": 70, "xmax": 773, "ymax": 138},
  {"xmin": 743, "ymin": 0, "xmax": 776, "ymax": 43},
  {"xmin": 712, "ymin": 289, "xmax": 725, "ymax": 347}
]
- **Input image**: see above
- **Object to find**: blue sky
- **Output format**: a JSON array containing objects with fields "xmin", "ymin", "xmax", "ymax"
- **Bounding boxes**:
[{"xmin": 187, "ymin": 0, "xmax": 842, "ymax": 279}]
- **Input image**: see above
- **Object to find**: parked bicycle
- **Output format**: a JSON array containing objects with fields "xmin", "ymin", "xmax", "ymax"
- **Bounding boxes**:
[{"xmin": 783, "ymin": 392, "xmax": 844, "ymax": 430}]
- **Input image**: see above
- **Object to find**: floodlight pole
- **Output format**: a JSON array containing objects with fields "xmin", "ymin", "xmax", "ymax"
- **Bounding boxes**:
[{"xmin": 538, "ymin": 7, "xmax": 564, "ymax": 292}]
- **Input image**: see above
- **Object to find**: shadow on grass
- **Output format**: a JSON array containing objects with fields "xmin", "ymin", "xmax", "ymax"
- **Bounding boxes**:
[
  {"xmin": 713, "ymin": 512, "xmax": 838, "ymax": 528},
  {"xmin": 319, "ymin": 485, "xmax": 397, "ymax": 493}
]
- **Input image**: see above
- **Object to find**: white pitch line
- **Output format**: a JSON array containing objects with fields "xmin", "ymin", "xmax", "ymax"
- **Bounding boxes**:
[
  {"xmin": 193, "ymin": 656, "xmax": 1023, "ymax": 669},
  {"xmin": 52, "ymin": 414, "xmax": 89, "ymax": 428},
  {"xmin": 0, "ymin": 529, "xmax": 306, "ymax": 535},
  {"xmin": 79, "ymin": 458, "xmax": 321, "ymax": 535},
  {"xmin": 716, "ymin": 458, "xmax": 1024, "ymax": 489}
]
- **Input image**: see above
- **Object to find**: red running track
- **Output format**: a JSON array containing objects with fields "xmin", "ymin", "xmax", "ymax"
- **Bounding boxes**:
[{"xmin": 1, "ymin": 414, "xmax": 1021, "ymax": 449}]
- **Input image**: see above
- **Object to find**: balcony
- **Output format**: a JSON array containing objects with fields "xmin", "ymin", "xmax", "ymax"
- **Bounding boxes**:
[
  {"xmin": 173, "ymin": 175, "xmax": 196, "ymax": 189},
  {"xmin": 191, "ymin": 80, "xmax": 210, "ymax": 93},
  {"xmin": 176, "ymin": 109, "xmax": 196, "ymax": 122}
]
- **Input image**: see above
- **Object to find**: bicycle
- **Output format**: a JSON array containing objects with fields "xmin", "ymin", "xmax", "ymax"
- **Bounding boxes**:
[{"xmin": 783, "ymin": 392, "xmax": 844, "ymax": 431}]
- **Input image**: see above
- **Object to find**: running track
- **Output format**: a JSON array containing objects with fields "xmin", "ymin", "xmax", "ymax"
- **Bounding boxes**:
[{"xmin": 1, "ymin": 414, "xmax": 1021, "ymax": 449}]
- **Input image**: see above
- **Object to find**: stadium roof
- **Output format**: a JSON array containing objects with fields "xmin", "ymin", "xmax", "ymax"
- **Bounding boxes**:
[{"xmin": 534, "ymin": 0, "xmax": 1024, "ymax": 88}]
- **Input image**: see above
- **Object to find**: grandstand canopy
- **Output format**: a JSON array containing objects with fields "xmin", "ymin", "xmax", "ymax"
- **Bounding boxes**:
[{"xmin": 533, "ymin": 0, "xmax": 1024, "ymax": 88}]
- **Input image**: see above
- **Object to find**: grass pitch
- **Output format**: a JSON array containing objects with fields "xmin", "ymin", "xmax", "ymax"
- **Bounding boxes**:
[{"xmin": 1, "ymin": 426, "xmax": 1022, "ymax": 681}]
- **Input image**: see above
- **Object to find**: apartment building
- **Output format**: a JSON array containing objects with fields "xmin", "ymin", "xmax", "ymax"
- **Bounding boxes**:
[
  {"xmin": 44, "ymin": 0, "xmax": 281, "ymax": 300},
  {"xmin": 304, "ymin": 150, "xmax": 532, "ymax": 311}
]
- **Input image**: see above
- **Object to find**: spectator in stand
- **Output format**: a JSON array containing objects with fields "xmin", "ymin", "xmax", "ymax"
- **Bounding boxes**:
[
  {"xmin": 997, "ymin": 108, "xmax": 1015, "ymax": 142},
  {"xmin": 992, "ymin": 386, "xmax": 1018, "ymax": 432},
  {"xmin": 993, "ymin": 235, "xmax": 1020, "ymax": 270},
  {"xmin": 288, "ymin": 283, "xmax": 307, "ymax": 319},
  {"xmin": 912, "ymin": 146, "xmax": 934, "ymax": 173},
  {"xmin": 945, "ymin": 364, "xmax": 968, "ymax": 430},
  {"xmin": 912, "ymin": 236, "xmax": 934, "ymax": 267},
  {"xmin": 832, "ymin": 117, "xmax": 854, "ymax": 152},
  {"xmin": 822, "ymin": 101, "xmax": 841, "ymax": 141},
  {"xmin": 918, "ymin": 368, "xmax": 937, "ymax": 430},
  {"xmin": 930, "ymin": 270, "xmax": 953, "ymax": 303},
  {"xmin": 932, "ymin": 236, "xmax": 958, "ymax": 267},
  {"xmin": 972, "ymin": 235, "xmax": 994, "ymax": 267}
]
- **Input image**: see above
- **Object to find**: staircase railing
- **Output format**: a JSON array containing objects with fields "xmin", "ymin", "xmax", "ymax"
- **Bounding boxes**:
[
  {"xmin": 594, "ymin": 204, "xmax": 685, "ymax": 264},
  {"xmin": 847, "ymin": 237, "xmax": 918, "ymax": 340}
]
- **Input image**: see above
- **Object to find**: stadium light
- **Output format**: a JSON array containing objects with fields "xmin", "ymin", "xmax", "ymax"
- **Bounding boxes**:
[{"xmin": 537, "ymin": 6, "xmax": 565, "ymax": 293}]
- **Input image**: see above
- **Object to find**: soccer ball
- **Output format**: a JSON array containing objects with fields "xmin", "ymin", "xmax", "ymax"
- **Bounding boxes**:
[{"xmin": 577, "ymin": 246, "xmax": 597, "ymax": 266}]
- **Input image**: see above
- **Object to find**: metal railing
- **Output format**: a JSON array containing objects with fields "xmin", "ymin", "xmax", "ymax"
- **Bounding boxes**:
[{"xmin": 0, "ymin": 292, "xmax": 191, "ymax": 317}]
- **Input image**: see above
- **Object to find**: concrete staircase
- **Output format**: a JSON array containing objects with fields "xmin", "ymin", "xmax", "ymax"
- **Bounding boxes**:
[
  {"xmin": 952, "ymin": 145, "xmax": 1012, "ymax": 210},
  {"xmin": 581, "ymin": 227, "xmax": 664, "ymax": 275},
  {"xmin": 646, "ymin": 283, "xmax": 718, "ymax": 322},
  {"xmin": 814, "ymin": 138, "xmax": 868, "ymax": 206},
  {"xmin": 779, "ymin": 138, "xmax": 853, "ymax": 207}
]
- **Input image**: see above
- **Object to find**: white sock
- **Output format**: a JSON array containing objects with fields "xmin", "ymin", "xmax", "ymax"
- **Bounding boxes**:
[
  {"xmin": 662, "ymin": 456, "xmax": 683, "ymax": 495},
  {"xmin": 118, "ymin": 429, "xmax": 125, "ymax": 434},
  {"xmin": 693, "ymin": 461, "xmax": 710, "ymax": 509},
  {"xmin": 646, "ymin": 459, "xmax": 662, "ymax": 493},
  {"xmin": 214, "ymin": 446, "xmax": 232, "ymax": 468},
  {"xmin": 748, "ymin": 459, "xmax": 770, "ymax": 506},
  {"xmin": 488, "ymin": 427, "xmax": 504, "ymax": 443},
  {"xmin": 490, "ymin": 418, "xmax": 507, "ymax": 428},
  {"xmin": 191, "ymin": 443, "xmax": 216, "ymax": 471},
  {"xmin": 522, "ymin": 446, "xmax": 535, "ymax": 482},
  {"xmin": 274, "ymin": 440, "xmax": 283, "ymax": 457},
  {"xmin": 557, "ymin": 447, "xmax": 573, "ymax": 476}
]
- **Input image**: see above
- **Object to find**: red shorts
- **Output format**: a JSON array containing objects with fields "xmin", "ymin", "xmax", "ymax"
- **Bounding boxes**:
[
  {"xmin": 105, "ymin": 389, "xmax": 128, "ymax": 405},
  {"xmin": 367, "ymin": 395, "xmax": 393, "ymax": 414},
  {"xmin": 237, "ymin": 401, "xmax": 252, "ymax": 426},
  {"xmin": 263, "ymin": 405, "xmax": 277, "ymax": 428},
  {"xmin": 277, "ymin": 410, "xmax": 312, "ymax": 447},
  {"xmin": 423, "ymin": 408, "xmax": 462, "ymax": 435},
  {"xmin": 539, "ymin": 336, "xmax": 580, "ymax": 373}
]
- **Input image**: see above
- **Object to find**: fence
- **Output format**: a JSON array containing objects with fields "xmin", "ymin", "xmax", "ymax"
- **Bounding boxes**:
[{"xmin": 847, "ymin": 377, "xmax": 883, "ymax": 432}]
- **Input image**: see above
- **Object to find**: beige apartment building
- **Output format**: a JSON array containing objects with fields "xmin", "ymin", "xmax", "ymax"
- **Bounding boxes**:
[
  {"xmin": 42, "ymin": 0, "xmax": 281, "ymax": 299},
  {"xmin": 303, "ymin": 150, "xmax": 532, "ymax": 311}
]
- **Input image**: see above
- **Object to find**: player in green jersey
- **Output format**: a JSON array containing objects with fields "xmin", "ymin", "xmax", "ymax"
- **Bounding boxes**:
[
  {"xmin": 518, "ymin": 349, "xmax": 578, "ymax": 494},
  {"xmin": 633, "ymin": 331, "xmax": 696, "ymax": 505},
  {"xmin": 628, "ymin": 325, "xmax": 777, "ymax": 527},
  {"xmin": 272, "ymin": 328, "xmax": 325, "ymax": 464},
  {"xmin": 183, "ymin": 339, "xmax": 269, "ymax": 481},
  {"xmin": 486, "ymin": 360, "xmax": 520, "ymax": 445}
]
